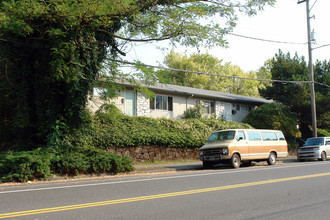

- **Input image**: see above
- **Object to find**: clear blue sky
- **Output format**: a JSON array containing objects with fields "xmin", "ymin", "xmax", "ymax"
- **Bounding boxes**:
[{"xmin": 125, "ymin": 0, "xmax": 330, "ymax": 72}]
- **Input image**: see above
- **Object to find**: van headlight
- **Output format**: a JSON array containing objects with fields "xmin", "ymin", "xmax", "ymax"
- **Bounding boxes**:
[{"xmin": 222, "ymin": 148, "xmax": 228, "ymax": 155}]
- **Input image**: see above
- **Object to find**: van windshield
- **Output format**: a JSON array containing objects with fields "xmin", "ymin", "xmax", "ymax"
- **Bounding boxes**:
[
  {"xmin": 207, "ymin": 131, "xmax": 236, "ymax": 143},
  {"xmin": 304, "ymin": 138, "xmax": 324, "ymax": 146}
]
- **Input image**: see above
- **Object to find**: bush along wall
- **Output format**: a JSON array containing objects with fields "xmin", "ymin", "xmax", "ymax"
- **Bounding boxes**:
[
  {"xmin": 58, "ymin": 113, "xmax": 252, "ymax": 162},
  {"xmin": 0, "ymin": 146, "xmax": 134, "ymax": 183},
  {"xmin": 68, "ymin": 112, "xmax": 253, "ymax": 150},
  {"xmin": 0, "ymin": 111, "xmax": 252, "ymax": 183}
]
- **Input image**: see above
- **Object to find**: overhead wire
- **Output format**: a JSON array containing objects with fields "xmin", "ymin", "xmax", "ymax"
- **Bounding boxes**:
[
  {"xmin": 309, "ymin": 0, "xmax": 318, "ymax": 11},
  {"xmin": 112, "ymin": 59, "xmax": 330, "ymax": 89},
  {"xmin": 113, "ymin": 0, "xmax": 329, "ymax": 89},
  {"xmin": 229, "ymin": 32, "xmax": 329, "ymax": 50},
  {"xmin": 228, "ymin": 33, "xmax": 307, "ymax": 45}
]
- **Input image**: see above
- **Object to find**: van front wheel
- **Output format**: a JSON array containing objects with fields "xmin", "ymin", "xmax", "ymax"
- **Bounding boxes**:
[
  {"xmin": 267, "ymin": 152, "xmax": 276, "ymax": 165},
  {"xmin": 231, "ymin": 154, "xmax": 241, "ymax": 168}
]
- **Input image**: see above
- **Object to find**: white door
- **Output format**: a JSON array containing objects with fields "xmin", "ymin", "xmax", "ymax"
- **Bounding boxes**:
[{"xmin": 125, "ymin": 92, "xmax": 135, "ymax": 116}]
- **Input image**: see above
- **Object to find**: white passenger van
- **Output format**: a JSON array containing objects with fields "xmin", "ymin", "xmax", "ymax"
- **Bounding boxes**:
[{"xmin": 199, "ymin": 129, "xmax": 288, "ymax": 168}]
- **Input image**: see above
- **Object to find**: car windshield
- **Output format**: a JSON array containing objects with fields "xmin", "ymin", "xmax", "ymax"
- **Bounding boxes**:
[
  {"xmin": 304, "ymin": 138, "xmax": 324, "ymax": 146},
  {"xmin": 207, "ymin": 131, "xmax": 236, "ymax": 143}
]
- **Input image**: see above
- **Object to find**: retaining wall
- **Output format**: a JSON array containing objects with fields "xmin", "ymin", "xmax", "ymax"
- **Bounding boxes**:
[{"xmin": 109, "ymin": 146, "xmax": 199, "ymax": 162}]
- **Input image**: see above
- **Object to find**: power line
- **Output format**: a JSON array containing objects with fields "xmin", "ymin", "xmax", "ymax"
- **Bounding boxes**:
[
  {"xmin": 310, "ymin": 0, "xmax": 318, "ymax": 11},
  {"xmin": 228, "ymin": 33, "xmax": 307, "ymax": 45},
  {"xmin": 112, "ymin": 59, "xmax": 330, "ymax": 88},
  {"xmin": 313, "ymin": 43, "xmax": 330, "ymax": 50}
]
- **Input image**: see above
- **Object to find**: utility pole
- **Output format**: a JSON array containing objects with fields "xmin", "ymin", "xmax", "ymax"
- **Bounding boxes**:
[{"xmin": 298, "ymin": 0, "xmax": 317, "ymax": 137}]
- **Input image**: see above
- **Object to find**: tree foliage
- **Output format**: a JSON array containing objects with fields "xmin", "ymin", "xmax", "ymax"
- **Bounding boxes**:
[
  {"xmin": 160, "ymin": 51, "xmax": 260, "ymax": 96},
  {"xmin": 242, "ymin": 103, "xmax": 301, "ymax": 139},
  {"xmin": 0, "ymin": 0, "xmax": 275, "ymax": 147},
  {"xmin": 259, "ymin": 50, "xmax": 330, "ymax": 139}
]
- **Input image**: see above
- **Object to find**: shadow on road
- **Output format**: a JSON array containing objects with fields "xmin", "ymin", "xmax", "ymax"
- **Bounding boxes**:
[{"xmin": 138, "ymin": 156, "xmax": 299, "ymax": 173}]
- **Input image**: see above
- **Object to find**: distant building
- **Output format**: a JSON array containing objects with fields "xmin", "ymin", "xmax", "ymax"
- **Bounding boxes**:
[{"xmin": 88, "ymin": 81, "xmax": 272, "ymax": 122}]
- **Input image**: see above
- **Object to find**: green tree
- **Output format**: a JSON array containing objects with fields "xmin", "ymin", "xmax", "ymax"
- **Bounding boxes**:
[
  {"xmin": 259, "ymin": 50, "xmax": 330, "ymax": 139},
  {"xmin": 242, "ymin": 103, "xmax": 300, "ymax": 139},
  {"xmin": 256, "ymin": 59, "xmax": 272, "ymax": 90},
  {"xmin": 314, "ymin": 60, "xmax": 330, "ymax": 133},
  {"xmin": 161, "ymin": 51, "xmax": 260, "ymax": 96},
  {"xmin": 0, "ymin": 0, "xmax": 275, "ymax": 147}
]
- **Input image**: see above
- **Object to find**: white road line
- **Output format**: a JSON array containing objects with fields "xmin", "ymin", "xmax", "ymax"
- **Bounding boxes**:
[{"xmin": 0, "ymin": 162, "xmax": 327, "ymax": 194}]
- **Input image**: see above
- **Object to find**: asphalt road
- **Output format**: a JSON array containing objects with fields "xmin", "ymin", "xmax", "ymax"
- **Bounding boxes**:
[{"xmin": 1, "ymin": 159, "xmax": 330, "ymax": 219}]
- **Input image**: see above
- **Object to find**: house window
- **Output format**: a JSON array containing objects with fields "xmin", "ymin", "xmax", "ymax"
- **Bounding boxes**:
[
  {"xmin": 150, "ymin": 95, "xmax": 173, "ymax": 111},
  {"xmin": 197, "ymin": 100, "xmax": 215, "ymax": 115},
  {"xmin": 233, "ymin": 104, "xmax": 241, "ymax": 111},
  {"xmin": 241, "ymin": 105, "xmax": 250, "ymax": 112},
  {"xmin": 168, "ymin": 97, "xmax": 173, "ymax": 111}
]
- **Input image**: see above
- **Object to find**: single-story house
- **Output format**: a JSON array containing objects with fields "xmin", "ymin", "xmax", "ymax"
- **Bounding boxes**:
[{"xmin": 88, "ymin": 81, "xmax": 272, "ymax": 122}]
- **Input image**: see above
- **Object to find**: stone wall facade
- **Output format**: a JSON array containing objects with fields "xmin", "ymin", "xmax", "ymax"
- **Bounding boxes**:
[
  {"xmin": 136, "ymin": 92, "xmax": 150, "ymax": 117},
  {"xmin": 109, "ymin": 146, "xmax": 199, "ymax": 162}
]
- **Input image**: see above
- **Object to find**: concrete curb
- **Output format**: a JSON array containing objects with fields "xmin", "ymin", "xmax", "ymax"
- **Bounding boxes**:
[{"xmin": 133, "ymin": 156, "xmax": 298, "ymax": 173}]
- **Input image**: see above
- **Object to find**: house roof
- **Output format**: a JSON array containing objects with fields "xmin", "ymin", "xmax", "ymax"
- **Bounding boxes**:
[{"xmin": 117, "ymin": 81, "xmax": 272, "ymax": 106}]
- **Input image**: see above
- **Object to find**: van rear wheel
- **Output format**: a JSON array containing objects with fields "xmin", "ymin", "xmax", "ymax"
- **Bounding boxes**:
[
  {"xmin": 267, "ymin": 152, "xmax": 276, "ymax": 165},
  {"xmin": 231, "ymin": 154, "xmax": 241, "ymax": 168}
]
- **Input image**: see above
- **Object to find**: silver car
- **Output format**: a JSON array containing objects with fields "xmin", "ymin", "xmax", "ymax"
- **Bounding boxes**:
[{"xmin": 297, "ymin": 137, "xmax": 330, "ymax": 161}]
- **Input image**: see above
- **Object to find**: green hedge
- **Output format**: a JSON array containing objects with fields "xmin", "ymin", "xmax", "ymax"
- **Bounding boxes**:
[
  {"xmin": 0, "ymin": 110, "xmax": 252, "ymax": 183},
  {"xmin": 0, "ymin": 146, "xmax": 134, "ymax": 183},
  {"xmin": 66, "ymin": 112, "xmax": 253, "ymax": 149}
]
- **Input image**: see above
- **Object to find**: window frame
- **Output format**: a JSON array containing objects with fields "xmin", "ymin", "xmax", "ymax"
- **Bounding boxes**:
[
  {"xmin": 236, "ymin": 131, "xmax": 246, "ymax": 141},
  {"xmin": 276, "ymin": 132, "xmax": 286, "ymax": 141},
  {"xmin": 261, "ymin": 132, "xmax": 278, "ymax": 141},
  {"xmin": 150, "ymin": 95, "xmax": 173, "ymax": 111},
  {"xmin": 197, "ymin": 100, "xmax": 215, "ymax": 115},
  {"xmin": 247, "ymin": 131, "xmax": 262, "ymax": 141}
]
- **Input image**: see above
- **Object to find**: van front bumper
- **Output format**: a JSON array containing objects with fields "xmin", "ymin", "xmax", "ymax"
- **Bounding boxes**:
[{"xmin": 199, "ymin": 154, "xmax": 230, "ymax": 162}]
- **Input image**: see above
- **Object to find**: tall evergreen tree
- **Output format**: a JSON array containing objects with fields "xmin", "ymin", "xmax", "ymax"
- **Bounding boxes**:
[{"xmin": 259, "ymin": 50, "xmax": 330, "ymax": 138}]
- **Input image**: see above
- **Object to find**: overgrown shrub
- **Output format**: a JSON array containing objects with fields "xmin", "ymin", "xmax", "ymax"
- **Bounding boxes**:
[
  {"xmin": 51, "ymin": 145, "xmax": 134, "ymax": 175},
  {"xmin": 182, "ymin": 105, "xmax": 202, "ymax": 119},
  {"xmin": 0, "ymin": 148, "xmax": 52, "ymax": 183},
  {"xmin": 64, "ymin": 111, "xmax": 252, "ymax": 149},
  {"xmin": 287, "ymin": 140, "xmax": 299, "ymax": 152},
  {"xmin": 0, "ymin": 109, "xmax": 252, "ymax": 183},
  {"xmin": 0, "ymin": 146, "xmax": 134, "ymax": 183}
]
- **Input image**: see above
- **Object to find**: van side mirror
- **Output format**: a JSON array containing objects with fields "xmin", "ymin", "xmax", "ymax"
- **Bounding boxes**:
[{"xmin": 237, "ymin": 137, "xmax": 243, "ymax": 141}]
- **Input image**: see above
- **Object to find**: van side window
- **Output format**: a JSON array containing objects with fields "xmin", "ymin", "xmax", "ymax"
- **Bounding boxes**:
[
  {"xmin": 276, "ymin": 132, "xmax": 286, "ymax": 141},
  {"xmin": 236, "ymin": 131, "xmax": 245, "ymax": 141},
  {"xmin": 247, "ymin": 132, "xmax": 262, "ymax": 141},
  {"xmin": 261, "ymin": 132, "xmax": 278, "ymax": 141}
]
